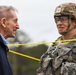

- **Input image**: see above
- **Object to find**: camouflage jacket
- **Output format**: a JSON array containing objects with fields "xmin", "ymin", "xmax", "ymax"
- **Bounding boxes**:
[{"xmin": 37, "ymin": 36, "xmax": 76, "ymax": 75}]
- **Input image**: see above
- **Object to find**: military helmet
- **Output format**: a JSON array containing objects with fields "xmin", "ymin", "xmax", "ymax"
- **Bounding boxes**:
[{"xmin": 54, "ymin": 3, "xmax": 76, "ymax": 19}]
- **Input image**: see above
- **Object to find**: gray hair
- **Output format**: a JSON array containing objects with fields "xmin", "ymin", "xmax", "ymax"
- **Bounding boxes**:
[{"xmin": 0, "ymin": 5, "xmax": 18, "ymax": 19}]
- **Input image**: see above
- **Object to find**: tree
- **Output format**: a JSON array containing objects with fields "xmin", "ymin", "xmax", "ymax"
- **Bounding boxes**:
[
  {"xmin": 7, "ymin": 30, "xmax": 31, "ymax": 75},
  {"xmin": 7, "ymin": 30, "xmax": 48, "ymax": 75}
]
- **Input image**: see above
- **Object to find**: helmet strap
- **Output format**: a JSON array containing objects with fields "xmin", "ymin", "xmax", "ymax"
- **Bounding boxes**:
[{"xmin": 61, "ymin": 18, "xmax": 76, "ymax": 35}]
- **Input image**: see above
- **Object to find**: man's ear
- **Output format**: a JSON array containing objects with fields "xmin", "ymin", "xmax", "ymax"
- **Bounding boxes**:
[
  {"xmin": 1, "ymin": 18, "xmax": 6, "ymax": 27},
  {"xmin": 72, "ymin": 21, "xmax": 76, "ymax": 28}
]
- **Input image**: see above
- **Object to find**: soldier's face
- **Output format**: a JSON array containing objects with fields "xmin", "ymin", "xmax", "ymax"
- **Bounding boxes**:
[{"xmin": 54, "ymin": 16, "xmax": 69, "ymax": 34}]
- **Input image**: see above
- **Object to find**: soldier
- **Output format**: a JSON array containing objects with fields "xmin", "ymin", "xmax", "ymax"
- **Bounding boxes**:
[{"xmin": 37, "ymin": 2, "xmax": 76, "ymax": 75}]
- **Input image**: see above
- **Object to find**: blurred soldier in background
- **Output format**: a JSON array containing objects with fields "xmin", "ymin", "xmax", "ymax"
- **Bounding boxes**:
[
  {"xmin": 37, "ymin": 2, "xmax": 76, "ymax": 75},
  {"xmin": 0, "ymin": 6, "xmax": 19, "ymax": 75}
]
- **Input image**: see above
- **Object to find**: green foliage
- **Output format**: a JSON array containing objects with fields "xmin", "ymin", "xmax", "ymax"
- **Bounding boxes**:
[{"xmin": 8, "ymin": 44, "xmax": 48, "ymax": 75}]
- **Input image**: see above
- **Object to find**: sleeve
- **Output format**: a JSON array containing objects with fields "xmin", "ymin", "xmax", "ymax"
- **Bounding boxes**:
[{"xmin": 0, "ymin": 54, "xmax": 4, "ymax": 75}]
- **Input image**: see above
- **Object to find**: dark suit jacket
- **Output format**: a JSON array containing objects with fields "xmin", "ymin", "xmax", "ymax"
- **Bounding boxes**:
[{"xmin": 0, "ymin": 35, "xmax": 13, "ymax": 75}]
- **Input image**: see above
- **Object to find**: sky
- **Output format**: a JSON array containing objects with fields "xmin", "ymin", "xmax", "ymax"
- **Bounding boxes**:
[{"xmin": 0, "ymin": 0, "xmax": 76, "ymax": 43}]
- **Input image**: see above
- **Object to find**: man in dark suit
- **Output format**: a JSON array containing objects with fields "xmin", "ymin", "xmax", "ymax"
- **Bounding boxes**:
[{"xmin": 0, "ymin": 6, "xmax": 19, "ymax": 75}]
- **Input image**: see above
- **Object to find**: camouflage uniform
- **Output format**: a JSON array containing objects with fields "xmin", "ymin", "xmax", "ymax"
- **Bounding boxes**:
[
  {"xmin": 37, "ymin": 36, "xmax": 76, "ymax": 75},
  {"xmin": 37, "ymin": 3, "xmax": 76, "ymax": 75}
]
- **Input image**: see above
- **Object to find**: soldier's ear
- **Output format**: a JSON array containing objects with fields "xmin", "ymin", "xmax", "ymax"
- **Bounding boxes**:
[{"xmin": 0, "ymin": 18, "xmax": 6, "ymax": 27}]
